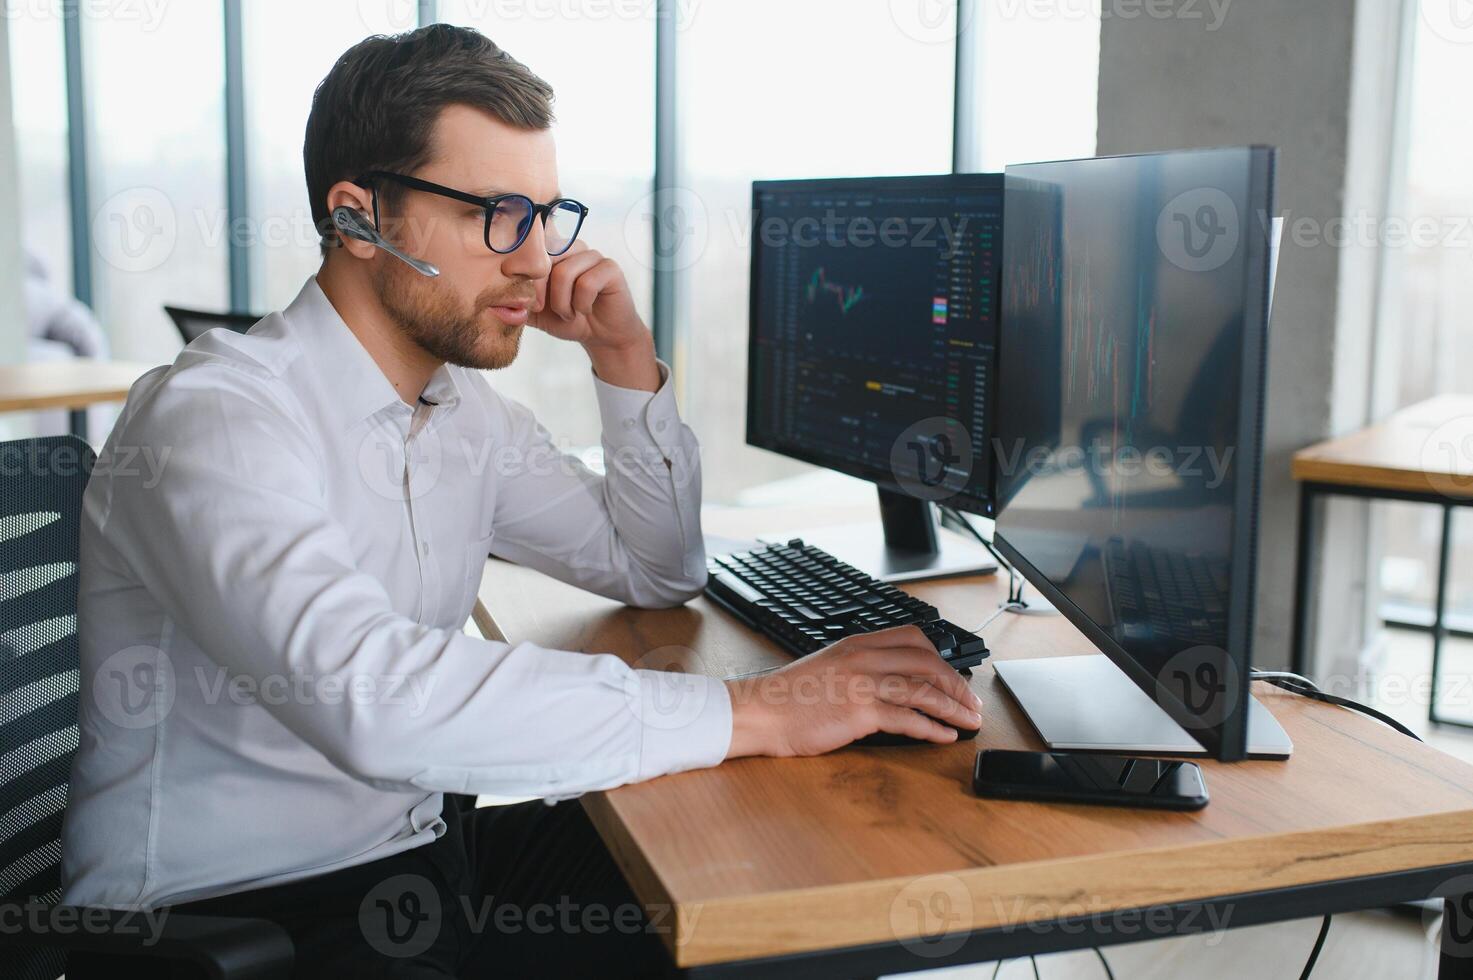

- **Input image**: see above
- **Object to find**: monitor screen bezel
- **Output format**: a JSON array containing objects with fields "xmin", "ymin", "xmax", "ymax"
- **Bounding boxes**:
[
  {"xmin": 745, "ymin": 172, "xmax": 1005, "ymax": 518},
  {"xmin": 992, "ymin": 146, "xmax": 1276, "ymax": 763}
]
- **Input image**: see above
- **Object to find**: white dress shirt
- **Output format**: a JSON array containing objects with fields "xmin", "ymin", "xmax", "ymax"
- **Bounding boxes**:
[{"xmin": 60, "ymin": 276, "xmax": 731, "ymax": 910}]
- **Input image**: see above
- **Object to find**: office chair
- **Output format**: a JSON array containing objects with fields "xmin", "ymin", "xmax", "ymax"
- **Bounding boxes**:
[
  {"xmin": 0, "ymin": 436, "xmax": 292, "ymax": 979},
  {"xmin": 163, "ymin": 306, "xmax": 261, "ymax": 346}
]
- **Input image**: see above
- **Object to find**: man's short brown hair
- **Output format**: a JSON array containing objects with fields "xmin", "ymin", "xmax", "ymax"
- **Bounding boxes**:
[{"xmin": 304, "ymin": 23, "xmax": 555, "ymax": 251}]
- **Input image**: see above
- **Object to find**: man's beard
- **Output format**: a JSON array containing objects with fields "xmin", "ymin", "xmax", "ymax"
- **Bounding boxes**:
[{"xmin": 371, "ymin": 256, "xmax": 529, "ymax": 371}]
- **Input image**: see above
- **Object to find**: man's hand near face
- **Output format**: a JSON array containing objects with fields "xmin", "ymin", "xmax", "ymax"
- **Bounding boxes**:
[{"xmin": 528, "ymin": 240, "xmax": 661, "ymax": 393}]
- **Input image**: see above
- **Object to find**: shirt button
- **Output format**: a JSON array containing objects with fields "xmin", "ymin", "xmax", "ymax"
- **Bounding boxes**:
[
  {"xmin": 655, "ymin": 419, "xmax": 669, "ymax": 433},
  {"xmin": 421, "ymin": 542, "xmax": 430, "ymax": 557},
  {"xmin": 622, "ymin": 418, "xmax": 636, "ymax": 430}
]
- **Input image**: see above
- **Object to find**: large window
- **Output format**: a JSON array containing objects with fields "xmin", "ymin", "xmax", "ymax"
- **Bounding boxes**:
[
  {"xmin": 12, "ymin": 8, "xmax": 72, "ymax": 299},
  {"xmin": 1374, "ymin": 0, "xmax": 1473, "ymax": 716},
  {"xmin": 442, "ymin": 0, "xmax": 657, "ymax": 452},
  {"xmin": 959, "ymin": 0, "xmax": 1100, "ymax": 171},
  {"xmin": 83, "ymin": 3, "xmax": 229, "ymax": 365},
  {"xmin": 241, "ymin": 2, "xmax": 412, "ymax": 313},
  {"xmin": 676, "ymin": 0, "xmax": 957, "ymax": 504}
]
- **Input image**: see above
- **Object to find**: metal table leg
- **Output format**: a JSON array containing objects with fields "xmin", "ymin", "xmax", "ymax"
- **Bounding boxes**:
[
  {"xmin": 1291, "ymin": 484, "xmax": 1319, "ymax": 677},
  {"xmin": 1430, "ymin": 505, "xmax": 1456, "ymax": 726},
  {"xmin": 68, "ymin": 407, "xmax": 88, "ymax": 443}
]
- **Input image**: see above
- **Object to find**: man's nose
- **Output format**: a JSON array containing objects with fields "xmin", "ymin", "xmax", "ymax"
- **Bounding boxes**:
[{"xmin": 501, "ymin": 220, "xmax": 553, "ymax": 281}]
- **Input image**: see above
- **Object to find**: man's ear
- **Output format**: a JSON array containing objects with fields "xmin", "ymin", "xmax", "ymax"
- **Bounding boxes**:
[{"xmin": 324, "ymin": 181, "xmax": 378, "ymax": 261}]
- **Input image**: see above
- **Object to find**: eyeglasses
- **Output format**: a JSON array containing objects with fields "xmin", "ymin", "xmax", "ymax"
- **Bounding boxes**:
[{"xmin": 355, "ymin": 170, "xmax": 590, "ymax": 256}]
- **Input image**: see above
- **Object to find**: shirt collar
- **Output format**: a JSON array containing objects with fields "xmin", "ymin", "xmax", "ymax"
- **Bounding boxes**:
[{"xmin": 283, "ymin": 276, "xmax": 464, "ymax": 424}]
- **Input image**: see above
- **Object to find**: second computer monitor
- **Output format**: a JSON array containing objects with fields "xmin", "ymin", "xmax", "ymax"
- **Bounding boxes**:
[{"xmin": 748, "ymin": 176, "xmax": 1003, "ymax": 561}]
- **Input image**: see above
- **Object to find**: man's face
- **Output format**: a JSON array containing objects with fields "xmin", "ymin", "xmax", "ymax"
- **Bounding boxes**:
[{"xmin": 370, "ymin": 104, "xmax": 558, "ymax": 370}]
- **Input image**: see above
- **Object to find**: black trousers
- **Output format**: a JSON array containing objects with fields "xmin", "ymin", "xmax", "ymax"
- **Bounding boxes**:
[{"xmin": 69, "ymin": 795, "xmax": 672, "ymax": 978}]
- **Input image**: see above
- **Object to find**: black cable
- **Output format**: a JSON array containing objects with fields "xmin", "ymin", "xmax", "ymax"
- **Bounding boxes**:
[
  {"xmin": 1299, "ymin": 914, "xmax": 1332, "ymax": 979},
  {"xmin": 1253, "ymin": 674, "xmax": 1422, "ymax": 742},
  {"xmin": 1030, "ymin": 953, "xmax": 1041, "ymax": 979},
  {"xmin": 990, "ymin": 958, "xmax": 1005, "ymax": 979},
  {"xmin": 941, "ymin": 504, "xmax": 1027, "ymax": 605},
  {"xmin": 1093, "ymin": 947, "xmax": 1116, "ymax": 980}
]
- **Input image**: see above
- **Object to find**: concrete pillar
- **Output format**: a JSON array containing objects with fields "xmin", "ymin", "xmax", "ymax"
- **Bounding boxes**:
[{"xmin": 1095, "ymin": 0, "xmax": 1409, "ymax": 674}]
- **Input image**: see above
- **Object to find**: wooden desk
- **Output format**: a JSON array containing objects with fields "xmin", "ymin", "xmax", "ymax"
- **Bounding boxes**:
[
  {"xmin": 1291, "ymin": 396, "xmax": 1473, "ymax": 727},
  {"xmin": 478, "ymin": 504, "xmax": 1473, "ymax": 977},
  {"xmin": 0, "ymin": 359, "xmax": 157, "ymax": 440}
]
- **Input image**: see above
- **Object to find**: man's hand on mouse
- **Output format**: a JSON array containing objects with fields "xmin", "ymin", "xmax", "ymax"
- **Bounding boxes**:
[{"xmin": 723, "ymin": 625, "xmax": 985, "ymax": 757}]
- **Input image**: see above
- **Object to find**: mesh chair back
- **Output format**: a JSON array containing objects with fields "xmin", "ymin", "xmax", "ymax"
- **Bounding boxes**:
[
  {"xmin": 163, "ymin": 305, "xmax": 260, "ymax": 345},
  {"xmin": 1, "ymin": 436, "xmax": 94, "ymax": 980}
]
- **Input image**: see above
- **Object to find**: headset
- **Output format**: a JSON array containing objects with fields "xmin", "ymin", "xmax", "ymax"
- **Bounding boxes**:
[{"xmin": 330, "ymin": 206, "xmax": 440, "ymax": 278}]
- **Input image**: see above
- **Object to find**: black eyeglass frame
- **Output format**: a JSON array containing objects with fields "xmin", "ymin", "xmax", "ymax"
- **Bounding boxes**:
[{"xmin": 355, "ymin": 170, "xmax": 590, "ymax": 256}]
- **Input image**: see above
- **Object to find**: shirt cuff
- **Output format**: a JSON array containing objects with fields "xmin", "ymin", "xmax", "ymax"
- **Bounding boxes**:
[
  {"xmin": 631, "ymin": 669, "xmax": 733, "ymax": 782},
  {"xmin": 592, "ymin": 359, "xmax": 683, "ymax": 455}
]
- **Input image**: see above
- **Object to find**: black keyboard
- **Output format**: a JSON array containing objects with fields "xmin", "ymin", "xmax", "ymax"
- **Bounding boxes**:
[
  {"xmin": 1104, "ymin": 538, "xmax": 1229, "ymax": 648},
  {"xmin": 704, "ymin": 539, "xmax": 990, "ymax": 671}
]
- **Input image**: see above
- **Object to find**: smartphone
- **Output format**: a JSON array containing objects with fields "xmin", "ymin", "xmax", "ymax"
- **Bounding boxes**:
[{"xmin": 972, "ymin": 749, "xmax": 1209, "ymax": 811}]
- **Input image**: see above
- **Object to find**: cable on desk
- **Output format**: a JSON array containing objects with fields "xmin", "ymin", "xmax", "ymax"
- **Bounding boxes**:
[
  {"xmin": 1299, "ymin": 914, "xmax": 1332, "ymax": 979},
  {"xmin": 990, "ymin": 959, "xmax": 1005, "ymax": 979},
  {"xmin": 1250, "ymin": 670, "xmax": 1422, "ymax": 742},
  {"xmin": 940, "ymin": 505, "xmax": 1029, "ymax": 607},
  {"xmin": 1030, "ymin": 953, "xmax": 1040, "ymax": 979},
  {"xmin": 1093, "ymin": 946, "xmax": 1116, "ymax": 980}
]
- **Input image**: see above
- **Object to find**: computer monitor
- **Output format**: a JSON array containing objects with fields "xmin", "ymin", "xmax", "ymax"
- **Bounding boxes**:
[
  {"xmin": 747, "ymin": 174, "xmax": 1004, "ymax": 581},
  {"xmin": 993, "ymin": 147, "xmax": 1286, "ymax": 763}
]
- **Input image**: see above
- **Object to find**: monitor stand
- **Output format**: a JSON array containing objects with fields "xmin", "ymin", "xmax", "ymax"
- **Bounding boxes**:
[
  {"xmin": 993, "ymin": 654, "xmax": 1293, "ymax": 759},
  {"xmin": 758, "ymin": 488, "xmax": 998, "ymax": 584}
]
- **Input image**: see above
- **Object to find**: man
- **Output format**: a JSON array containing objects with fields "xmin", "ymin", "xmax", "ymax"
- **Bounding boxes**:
[{"xmin": 60, "ymin": 24, "xmax": 982, "ymax": 977}]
